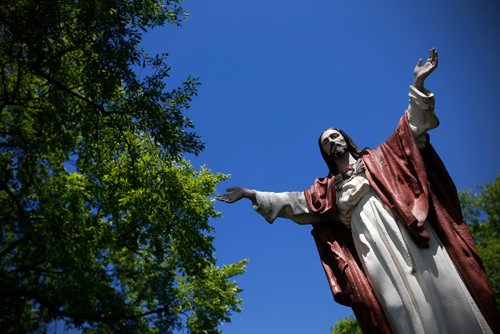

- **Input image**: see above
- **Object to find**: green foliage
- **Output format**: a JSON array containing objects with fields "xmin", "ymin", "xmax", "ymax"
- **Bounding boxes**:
[
  {"xmin": 331, "ymin": 314, "xmax": 362, "ymax": 334},
  {"xmin": 459, "ymin": 175, "xmax": 500, "ymax": 308},
  {"xmin": 0, "ymin": 0, "xmax": 246, "ymax": 332}
]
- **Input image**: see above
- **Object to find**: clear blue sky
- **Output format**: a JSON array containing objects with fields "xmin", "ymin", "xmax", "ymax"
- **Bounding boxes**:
[{"xmin": 142, "ymin": 1, "xmax": 499, "ymax": 333}]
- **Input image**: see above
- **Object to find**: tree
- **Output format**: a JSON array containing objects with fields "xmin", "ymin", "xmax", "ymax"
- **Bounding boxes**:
[
  {"xmin": 331, "ymin": 176, "xmax": 500, "ymax": 333},
  {"xmin": 459, "ymin": 175, "xmax": 500, "ymax": 308},
  {"xmin": 0, "ymin": 0, "xmax": 246, "ymax": 332},
  {"xmin": 331, "ymin": 315, "xmax": 361, "ymax": 334}
]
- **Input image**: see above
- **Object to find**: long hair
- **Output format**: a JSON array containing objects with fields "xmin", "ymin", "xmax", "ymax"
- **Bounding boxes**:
[{"xmin": 318, "ymin": 128, "xmax": 363, "ymax": 176}]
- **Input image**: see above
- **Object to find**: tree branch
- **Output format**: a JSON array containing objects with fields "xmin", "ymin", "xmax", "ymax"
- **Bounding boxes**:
[
  {"xmin": 0, "ymin": 237, "xmax": 26, "ymax": 258},
  {"xmin": 2, "ymin": 183, "xmax": 28, "ymax": 228},
  {"xmin": 32, "ymin": 68, "xmax": 106, "ymax": 115}
]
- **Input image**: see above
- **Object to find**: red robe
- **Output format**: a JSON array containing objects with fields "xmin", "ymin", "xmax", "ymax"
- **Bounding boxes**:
[{"xmin": 305, "ymin": 115, "xmax": 499, "ymax": 333}]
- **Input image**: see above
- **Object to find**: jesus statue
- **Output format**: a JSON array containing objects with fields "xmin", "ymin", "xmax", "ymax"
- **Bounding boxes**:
[{"xmin": 216, "ymin": 49, "xmax": 499, "ymax": 333}]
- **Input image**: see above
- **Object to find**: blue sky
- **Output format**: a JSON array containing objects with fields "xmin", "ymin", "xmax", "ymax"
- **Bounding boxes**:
[{"xmin": 142, "ymin": 1, "xmax": 500, "ymax": 333}]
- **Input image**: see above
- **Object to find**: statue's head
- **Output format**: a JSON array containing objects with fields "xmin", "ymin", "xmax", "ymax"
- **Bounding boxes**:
[{"xmin": 318, "ymin": 128, "xmax": 362, "ymax": 176}]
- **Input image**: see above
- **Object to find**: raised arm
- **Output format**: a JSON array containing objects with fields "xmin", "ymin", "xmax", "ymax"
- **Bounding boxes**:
[{"xmin": 407, "ymin": 48, "xmax": 440, "ymax": 145}]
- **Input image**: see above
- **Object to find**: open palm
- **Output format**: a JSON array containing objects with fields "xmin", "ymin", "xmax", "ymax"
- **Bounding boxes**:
[
  {"xmin": 216, "ymin": 187, "xmax": 252, "ymax": 203},
  {"xmin": 413, "ymin": 48, "xmax": 438, "ymax": 89}
]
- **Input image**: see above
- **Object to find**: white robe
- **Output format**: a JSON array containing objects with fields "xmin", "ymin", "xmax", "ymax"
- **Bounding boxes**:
[{"xmin": 252, "ymin": 87, "xmax": 492, "ymax": 334}]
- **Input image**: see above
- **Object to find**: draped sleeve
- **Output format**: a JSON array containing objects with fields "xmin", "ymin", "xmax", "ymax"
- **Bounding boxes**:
[
  {"xmin": 252, "ymin": 191, "xmax": 324, "ymax": 225},
  {"xmin": 304, "ymin": 176, "xmax": 336, "ymax": 216},
  {"xmin": 406, "ymin": 85, "xmax": 439, "ymax": 148},
  {"xmin": 362, "ymin": 115, "xmax": 431, "ymax": 247}
]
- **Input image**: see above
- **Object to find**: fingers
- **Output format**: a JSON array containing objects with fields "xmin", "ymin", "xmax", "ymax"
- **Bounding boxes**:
[
  {"xmin": 216, "ymin": 194, "xmax": 233, "ymax": 203},
  {"xmin": 428, "ymin": 48, "xmax": 438, "ymax": 66},
  {"xmin": 216, "ymin": 187, "xmax": 241, "ymax": 203},
  {"xmin": 416, "ymin": 58, "xmax": 423, "ymax": 67}
]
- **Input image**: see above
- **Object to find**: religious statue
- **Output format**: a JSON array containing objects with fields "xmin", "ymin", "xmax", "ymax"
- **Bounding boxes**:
[{"xmin": 216, "ymin": 49, "xmax": 499, "ymax": 333}]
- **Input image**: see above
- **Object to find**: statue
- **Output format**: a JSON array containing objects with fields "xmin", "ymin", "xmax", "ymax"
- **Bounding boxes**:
[{"xmin": 216, "ymin": 49, "xmax": 499, "ymax": 333}]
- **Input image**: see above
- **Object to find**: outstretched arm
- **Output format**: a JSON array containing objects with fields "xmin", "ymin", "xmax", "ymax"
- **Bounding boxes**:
[{"xmin": 217, "ymin": 187, "xmax": 323, "ymax": 225}]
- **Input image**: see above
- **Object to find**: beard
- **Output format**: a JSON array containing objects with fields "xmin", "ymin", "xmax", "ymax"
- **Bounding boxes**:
[{"xmin": 332, "ymin": 144, "xmax": 347, "ymax": 160}]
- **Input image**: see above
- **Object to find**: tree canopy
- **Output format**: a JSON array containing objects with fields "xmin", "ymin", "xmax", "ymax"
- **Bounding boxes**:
[
  {"xmin": 331, "ymin": 315, "xmax": 361, "ymax": 334},
  {"xmin": 0, "ymin": 0, "xmax": 246, "ymax": 332},
  {"xmin": 459, "ymin": 175, "xmax": 500, "ymax": 308}
]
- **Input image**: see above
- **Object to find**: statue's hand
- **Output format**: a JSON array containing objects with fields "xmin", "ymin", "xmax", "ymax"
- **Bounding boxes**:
[
  {"xmin": 413, "ymin": 48, "xmax": 438, "ymax": 90},
  {"xmin": 216, "ymin": 187, "xmax": 256, "ymax": 204}
]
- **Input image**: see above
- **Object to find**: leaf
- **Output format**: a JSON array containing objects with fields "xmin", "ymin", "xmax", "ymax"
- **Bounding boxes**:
[{"xmin": 0, "ymin": 1, "xmax": 245, "ymax": 332}]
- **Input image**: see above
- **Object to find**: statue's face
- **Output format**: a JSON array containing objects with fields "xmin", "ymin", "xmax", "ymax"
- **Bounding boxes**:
[{"xmin": 320, "ymin": 129, "xmax": 347, "ymax": 159}]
